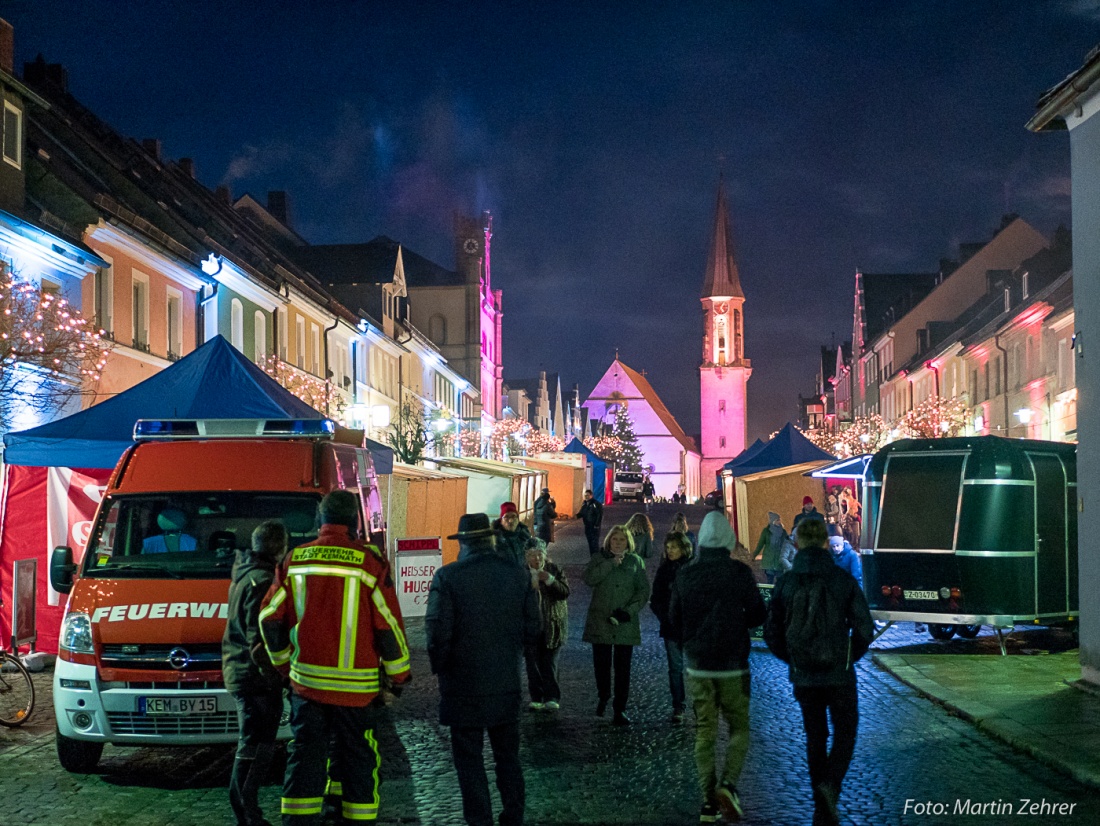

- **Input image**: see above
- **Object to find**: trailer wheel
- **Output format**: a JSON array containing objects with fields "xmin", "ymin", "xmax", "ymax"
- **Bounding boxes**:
[
  {"xmin": 56, "ymin": 727, "xmax": 103, "ymax": 773},
  {"xmin": 928, "ymin": 623, "xmax": 956, "ymax": 640},
  {"xmin": 955, "ymin": 624, "xmax": 982, "ymax": 638}
]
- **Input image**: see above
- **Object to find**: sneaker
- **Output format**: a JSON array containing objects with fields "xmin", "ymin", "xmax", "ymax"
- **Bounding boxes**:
[
  {"xmin": 699, "ymin": 803, "xmax": 719, "ymax": 823},
  {"xmin": 543, "ymin": 700, "xmax": 560, "ymax": 711},
  {"xmin": 715, "ymin": 784, "xmax": 743, "ymax": 822},
  {"xmin": 528, "ymin": 701, "xmax": 544, "ymax": 711},
  {"xmin": 671, "ymin": 708, "xmax": 685, "ymax": 724}
]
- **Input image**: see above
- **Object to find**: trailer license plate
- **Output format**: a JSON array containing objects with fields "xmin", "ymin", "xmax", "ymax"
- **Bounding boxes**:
[
  {"xmin": 139, "ymin": 696, "xmax": 217, "ymax": 716},
  {"xmin": 904, "ymin": 590, "xmax": 939, "ymax": 601}
]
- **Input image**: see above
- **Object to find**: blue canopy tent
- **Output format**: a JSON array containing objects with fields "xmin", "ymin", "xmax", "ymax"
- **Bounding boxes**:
[
  {"xmin": 722, "ymin": 423, "xmax": 834, "ymax": 477},
  {"xmin": 564, "ymin": 437, "xmax": 610, "ymax": 503},
  {"xmin": 3, "ymin": 335, "xmax": 393, "ymax": 473}
]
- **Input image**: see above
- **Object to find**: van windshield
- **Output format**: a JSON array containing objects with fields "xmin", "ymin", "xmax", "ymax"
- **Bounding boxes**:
[
  {"xmin": 83, "ymin": 493, "xmax": 323, "ymax": 578},
  {"xmin": 617, "ymin": 473, "xmax": 643, "ymax": 484}
]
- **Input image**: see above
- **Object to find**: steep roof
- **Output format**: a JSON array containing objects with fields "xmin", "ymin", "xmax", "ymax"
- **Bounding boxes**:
[
  {"xmin": 722, "ymin": 423, "xmax": 834, "ymax": 475},
  {"xmin": 701, "ymin": 182, "xmax": 743, "ymax": 299},
  {"xmin": 612, "ymin": 359, "xmax": 697, "ymax": 454},
  {"xmin": 298, "ymin": 236, "xmax": 461, "ymax": 289},
  {"xmin": 858, "ymin": 271, "xmax": 939, "ymax": 346}
]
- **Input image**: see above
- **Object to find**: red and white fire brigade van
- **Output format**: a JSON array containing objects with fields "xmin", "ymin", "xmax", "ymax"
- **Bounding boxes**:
[{"xmin": 49, "ymin": 418, "xmax": 386, "ymax": 772}]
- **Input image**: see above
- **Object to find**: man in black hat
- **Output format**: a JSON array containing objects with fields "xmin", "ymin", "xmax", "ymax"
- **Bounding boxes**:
[{"xmin": 426, "ymin": 513, "xmax": 542, "ymax": 826}]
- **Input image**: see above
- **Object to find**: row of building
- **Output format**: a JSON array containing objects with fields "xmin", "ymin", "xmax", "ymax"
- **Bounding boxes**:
[
  {"xmin": 800, "ymin": 214, "xmax": 1076, "ymax": 450},
  {"xmin": 0, "ymin": 20, "xmax": 561, "ymax": 454}
]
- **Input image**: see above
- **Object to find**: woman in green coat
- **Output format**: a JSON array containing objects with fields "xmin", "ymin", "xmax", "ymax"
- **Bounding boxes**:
[{"xmin": 583, "ymin": 524, "xmax": 651, "ymax": 726}]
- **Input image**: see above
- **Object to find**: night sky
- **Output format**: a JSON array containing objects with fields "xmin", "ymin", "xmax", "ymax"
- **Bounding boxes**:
[{"xmin": 5, "ymin": 1, "xmax": 1100, "ymax": 442}]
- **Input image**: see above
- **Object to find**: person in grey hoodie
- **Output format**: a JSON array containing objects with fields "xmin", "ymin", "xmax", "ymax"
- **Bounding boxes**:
[
  {"xmin": 752, "ymin": 511, "xmax": 793, "ymax": 583},
  {"xmin": 669, "ymin": 511, "xmax": 766, "ymax": 824},
  {"xmin": 221, "ymin": 521, "xmax": 288, "ymax": 826}
]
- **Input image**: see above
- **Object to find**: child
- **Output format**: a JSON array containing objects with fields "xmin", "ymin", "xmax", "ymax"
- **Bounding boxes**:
[{"xmin": 649, "ymin": 531, "xmax": 694, "ymax": 723}]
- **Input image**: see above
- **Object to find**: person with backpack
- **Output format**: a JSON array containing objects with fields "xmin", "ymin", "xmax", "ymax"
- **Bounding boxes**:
[
  {"xmin": 669, "ymin": 511, "xmax": 766, "ymax": 824},
  {"xmin": 763, "ymin": 518, "xmax": 874, "ymax": 826}
]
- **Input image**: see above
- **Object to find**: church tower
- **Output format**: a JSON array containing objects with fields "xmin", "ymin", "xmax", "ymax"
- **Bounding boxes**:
[{"xmin": 699, "ymin": 182, "xmax": 751, "ymax": 485}]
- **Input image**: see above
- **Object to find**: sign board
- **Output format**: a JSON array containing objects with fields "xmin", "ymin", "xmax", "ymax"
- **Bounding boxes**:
[
  {"xmin": 11, "ymin": 558, "xmax": 37, "ymax": 650},
  {"xmin": 395, "ymin": 537, "xmax": 443, "ymax": 618}
]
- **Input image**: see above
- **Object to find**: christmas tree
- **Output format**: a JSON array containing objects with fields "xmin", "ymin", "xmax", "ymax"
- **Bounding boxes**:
[{"xmin": 612, "ymin": 405, "xmax": 644, "ymax": 471}]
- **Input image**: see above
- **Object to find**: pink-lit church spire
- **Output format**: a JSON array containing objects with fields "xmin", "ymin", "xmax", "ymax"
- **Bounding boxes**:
[{"xmin": 699, "ymin": 180, "xmax": 751, "ymax": 485}]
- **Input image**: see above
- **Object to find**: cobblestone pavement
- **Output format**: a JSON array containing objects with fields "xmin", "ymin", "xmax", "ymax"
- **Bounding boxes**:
[{"xmin": 2, "ymin": 502, "xmax": 1099, "ymax": 825}]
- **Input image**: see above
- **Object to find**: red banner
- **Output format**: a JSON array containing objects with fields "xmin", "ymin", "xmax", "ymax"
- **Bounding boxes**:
[{"xmin": 46, "ymin": 467, "xmax": 111, "ymax": 606}]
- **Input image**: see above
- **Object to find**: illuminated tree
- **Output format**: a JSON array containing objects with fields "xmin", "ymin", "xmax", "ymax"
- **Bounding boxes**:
[
  {"xmin": 0, "ymin": 268, "xmax": 111, "ymax": 434},
  {"xmin": 611, "ymin": 406, "xmax": 644, "ymax": 470},
  {"xmin": 489, "ymin": 416, "xmax": 529, "ymax": 460},
  {"xmin": 584, "ymin": 434, "xmax": 625, "ymax": 464},
  {"xmin": 525, "ymin": 429, "xmax": 565, "ymax": 455},
  {"xmin": 386, "ymin": 399, "xmax": 431, "ymax": 465},
  {"xmin": 901, "ymin": 396, "xmax": 969, "ymax": 439},
  {"xmin": 262, "ymin": 355, "xmax": 349, "ymax": 423}
]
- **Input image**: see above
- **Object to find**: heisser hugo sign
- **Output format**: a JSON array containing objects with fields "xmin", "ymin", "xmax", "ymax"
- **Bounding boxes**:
[{"xmin": 395, "ymin": 537, "xmax": 442, "ymax": 618}]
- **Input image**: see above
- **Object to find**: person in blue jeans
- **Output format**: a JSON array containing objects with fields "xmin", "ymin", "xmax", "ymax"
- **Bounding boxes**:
[{"xmin": 649, "ymin": 531, "xmax": 693, "ymax": 723}]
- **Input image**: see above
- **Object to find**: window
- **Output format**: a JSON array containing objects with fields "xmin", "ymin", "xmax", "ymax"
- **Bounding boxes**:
[
  {"xmin": 278, "ymin": 307, "xmax": 288, "ymax": 360},
  {"xmin": 254, "ymin": 311, "xmax": 266, "ymax": 361},
  {"xmin": 40, "ymin": 277, "xmax": 61, "ymax": 296},
  {"xmin": 310, "ymin": 323, "xmax": 320, "ymax": 376},
  {"xmin": 719, "ymin": 436, "xmax": 726, "ymax": 448},
  {"xmin": 295, "ymin": 317, "xmax": 306, "ymax": 368},
  {"xmin": 1021, "ymin": 271, "xmax": 1029, "ymax": 300},
  {"xmin": 166, "ymin": 288, "xmax": 182, "ymax": 360},
  {"xmin": 93, "ymin": 260, "xmax": 113, "ymax": 335},
  {"xmin": 230, "ymin": 298, "xmax": 244, "ymax": 351},
  {"xmin": 132, "ymin": 272, "xmax": 149, "ymax": 351},
  {"xmin": 3, "ymin": 100, "xmax": 22, "ymax": 169},
  {"xmin": 429, "ymin": 314, "xmax": 447, "ymax": 345},
  {"xmin": 718, "ymin": 399, "xmax": 726, "ymax": 413}
]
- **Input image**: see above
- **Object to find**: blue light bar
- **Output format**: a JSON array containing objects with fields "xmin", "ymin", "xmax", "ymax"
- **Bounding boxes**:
[{"xmin": 134, "ymin": 419, "xmax": 336, "ymax": 441}]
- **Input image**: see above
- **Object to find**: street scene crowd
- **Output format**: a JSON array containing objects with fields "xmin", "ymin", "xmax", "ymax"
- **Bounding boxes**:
[{"xmin": 223, "ymin": 488, "xmax": 873, "ymax": 826}]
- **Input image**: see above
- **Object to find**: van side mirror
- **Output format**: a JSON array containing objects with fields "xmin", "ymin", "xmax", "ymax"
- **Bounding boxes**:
[{"xmin": 51, "ymin": 546, "xmax": 76, "ymax": 594}]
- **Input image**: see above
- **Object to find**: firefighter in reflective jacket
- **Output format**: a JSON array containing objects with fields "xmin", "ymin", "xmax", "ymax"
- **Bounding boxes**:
[{"xmin": 260, "ymin": 490, "xmax": 410, "ymax": 824}]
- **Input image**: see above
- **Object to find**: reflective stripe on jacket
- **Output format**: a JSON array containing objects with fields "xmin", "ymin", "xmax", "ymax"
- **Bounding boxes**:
[{"xmin": 260, "ymin": 524, "xmax": 410, "ymax": 706}]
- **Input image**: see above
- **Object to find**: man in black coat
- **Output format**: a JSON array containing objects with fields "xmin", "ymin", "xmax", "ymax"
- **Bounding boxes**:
[
  {"xmin": 426, "ymin": 513, "xmax": 542, "ymax": 826},
  {"xmin": 764, "ymin": 518, "xmax": 874, "ymax": 826},
  {"xmin": 669, "ymin": 511, "xmax": 766, "ymax": 824},
  {"xmin": 576, "ymin": 489, "xmax": 603, "ymax": 555},
  {"xmin": 532, "ymin": 487, "xmax": 556, "ymax": 545},
  {"xmin": 221, "ymin": 521, "xmax": 287, "ymax": 826}
]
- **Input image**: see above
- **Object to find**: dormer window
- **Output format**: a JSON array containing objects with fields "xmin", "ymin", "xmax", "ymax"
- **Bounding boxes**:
[{"xmin": 3, "ymin": 101, "xmax": 22, "ymax": 169}]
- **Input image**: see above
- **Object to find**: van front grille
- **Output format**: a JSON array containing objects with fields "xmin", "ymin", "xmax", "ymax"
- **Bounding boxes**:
[
  {"xmin": 106, "ymin": 711, "xmax": 238, "ymax": 736},
  {"xmin": 101, "ymin": 643, "xmax": 222, "ymax": 671}
]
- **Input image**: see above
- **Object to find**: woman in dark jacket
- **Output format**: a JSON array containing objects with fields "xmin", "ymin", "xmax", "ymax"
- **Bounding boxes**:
[
  {"xmin": 524, "ymin": 538, "xmax": 570, "ymax": 710},
  {"xmin": 650, "ymin": 531, "xmax": 693, "ymax": 723},
  {"xmin": 583, "ymin": 525, "xmax": 650, "ymax": 726}
]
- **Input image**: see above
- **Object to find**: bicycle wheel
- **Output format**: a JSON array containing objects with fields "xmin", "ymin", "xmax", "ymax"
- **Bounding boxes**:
[{"xmin": 0, "ymin": 653, "xmax": 35, "ymax": 726}]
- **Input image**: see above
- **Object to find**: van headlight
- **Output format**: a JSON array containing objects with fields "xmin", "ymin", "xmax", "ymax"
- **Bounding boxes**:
[{"xmin": 60, "ymin": 612, "xmax": 94, "ymax": 654}]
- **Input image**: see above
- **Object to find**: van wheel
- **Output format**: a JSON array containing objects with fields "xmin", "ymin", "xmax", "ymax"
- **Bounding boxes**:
[
  {"xmin": 955, "ymin": 624, "xmax": 982, "ymax": 638},
  {"xmin": 56, "ymin": 728, "xmax": 103, "ymax": 773},
  {"xmin": 928, "ymin": 624, "xmax": 956, "ymax": 640}
]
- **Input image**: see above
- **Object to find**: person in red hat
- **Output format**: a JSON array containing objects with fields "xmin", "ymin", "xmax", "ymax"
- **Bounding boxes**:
[
  {"xmin": 792, "ymin": 495, "xmax": 824, "ymax": 534},
  {"xmin": 492, "ymin": 502, "xmax": 533, "ymax": 565}
]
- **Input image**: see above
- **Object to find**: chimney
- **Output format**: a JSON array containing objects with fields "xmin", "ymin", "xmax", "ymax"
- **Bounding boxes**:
[
  {"xmin": 215, "ymin": 184, "xmax": 231, "ymax": 205},
  {"xmin": 141, "ymin": 138, "xmax": 162, "ymax": 162},
  {"xmin": 23, "ymin": 54, "xmax": 68, "ymax": 93},
  {"xmin": 0, "ymin": 19, "xmax": 13, "ymax": 75},
  {"xmin": 178, "ymin": 157, "xmax": 195, "ymax": 178},
  {"xmin": 267, "ymin": 190, "xmax": 291, "ymax": 226}
]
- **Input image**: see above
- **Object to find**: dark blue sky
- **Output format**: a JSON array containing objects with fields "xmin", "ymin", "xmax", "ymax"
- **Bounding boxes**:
[{"xmin": 5, "ymin": 1, "xmax": 1099, "ymax": 441}]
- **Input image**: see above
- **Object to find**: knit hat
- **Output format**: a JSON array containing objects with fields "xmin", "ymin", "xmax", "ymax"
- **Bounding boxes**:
[
  {"xmin": 802, "ymin": 495, "xmax": 815, "ymax": 506},
  {"xmin": 767, "ymin": 511, "xmax": 780, "ymax": 523},
  {"xmin": 829, "ymin": 535, "xmax": 844, "ymax": 552},
  {"xmin": 698, "ymin": 511, "xmax": 737, "ymax": 550},
  {"xmin": 500, "ymin": 502, "xmax": 519, "ymax": 517}
]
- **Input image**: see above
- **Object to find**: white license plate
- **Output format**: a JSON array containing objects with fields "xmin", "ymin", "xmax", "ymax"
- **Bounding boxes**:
[
  {"xmin": 139, "ymin": 696, "xmax": 217, "ymax": 716},
  {"xmin": 904, "ymin": 590, "xmax": 939, "ymax": 601}
]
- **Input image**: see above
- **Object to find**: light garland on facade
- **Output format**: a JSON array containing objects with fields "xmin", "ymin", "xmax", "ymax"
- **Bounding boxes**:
[{"xmin": 261, "ymin": 355, "xmax": 349, "ymax": 424}]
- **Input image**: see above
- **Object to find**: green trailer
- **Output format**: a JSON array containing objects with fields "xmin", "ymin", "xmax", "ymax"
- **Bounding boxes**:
[{"xmin": 861, "ymin": 436, "xmax": 1077, "ymax": 649}]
